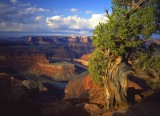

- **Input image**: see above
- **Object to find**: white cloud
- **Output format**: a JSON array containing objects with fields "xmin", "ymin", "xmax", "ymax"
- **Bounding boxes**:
[
  {"xmin": 10, "ymin": 0, "xmax": 17, "ymax": 4},
  {"xmin": 39, "ymin": 8, "xmax": 49, "ymax": 12},
  {"xmin": 0, "ymin": 1, "xmax": 106, "ymax": 36},
  {"xmin": 35, "ymin": 16, "xmax": 43, "ymax": 21},
  {"xmin": 89, "ymin": 14, "xmax": 107, "ymax": 28},
  {"xmin": 70, "ymin": 8, "xmax": 78, "ymax": 13},
  {"xmin": 24, "ymin": 7, "xmax": 49, "ymax": 14},
  {"xmin": 85, "ymin": 10, "xmax": 92, "ymax": 14},
  {"xmin": 0, "ymin": 2, "xmax": 50, "ymax": 32},
  {"xmin": 46, "ymin": 14, "xmax": 107, "ymax": 29}
]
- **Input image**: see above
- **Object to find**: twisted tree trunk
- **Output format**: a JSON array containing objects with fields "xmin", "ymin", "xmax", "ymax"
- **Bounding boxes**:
[{"xmin": 103, "ymin": 56, "xmax": 133, "ymax": 109}]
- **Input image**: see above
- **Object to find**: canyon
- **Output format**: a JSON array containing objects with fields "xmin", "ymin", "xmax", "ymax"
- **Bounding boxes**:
[
  {"xmin": 0, "ymin": 36, "xmax": 93, "ymax": 116},
  {"xmin": 0, "ymin": 36, "xmax": 160, "ymax": 116}
]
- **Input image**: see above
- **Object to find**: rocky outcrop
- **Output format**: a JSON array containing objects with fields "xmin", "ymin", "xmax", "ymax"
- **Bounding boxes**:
[
  {"xmin": 0, "ymin": 73, "xmax": 159, "ymax": 116},
  {"xmin": 0, "ymin": 51, "xmax": 82, "ymax": 81},
  {"xmin": 28, "ymin": 62, "xmax": 77, "ymax": 81},
  {"xmin": 0, "ymin": 73, "xmax": 26, "ymax": 103},
  {"xmin": 0, "ymin": 53, "xmax": 48, "ymax": 64},
  {"xmin": 27, "ymin": 36, "xmax": 54, "ymax": 45},
  {"xmin": 63, "ymin": 73, "xmax": 157, "ymax": 115},
  {"xmin": 0, "ymin": 52, "xmax": 79, "ymax": 81},
  {"xmin": 64, "ymin": 75, "xmax": 99, "ymax": 99},
  {"xmin": 64, "ymin": 74, "xmax": 149, "ymax": 104},
  {"xmin": 72, "ymin": 53, "xmax": 91, "ymax": 66},
  {"xmin": 67, "ymin": 42, "xmax": 93, "ymax": 56},
  {"xmin": 19, "ymin": 53, "xmax": 49, "ymax": 64},
  {"xmin": 0, "ymin": 73, "xmax": 49, "ymax": 102},
  {"xmin": 0, "ymin": 53, "xmax": 49, "ymax": 73},
  {"xmin": 68, "ymin": 36, "xmax": 90, "ymax": 43},
  {"xmin": 22, "ymin": 80, "xmax": 47, "ymax": 92}
]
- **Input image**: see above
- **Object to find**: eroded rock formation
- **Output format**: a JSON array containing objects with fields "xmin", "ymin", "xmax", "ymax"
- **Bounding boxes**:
[{"xmin": 28, "ymin": 62, "xmax": 77, "ymax": 81}]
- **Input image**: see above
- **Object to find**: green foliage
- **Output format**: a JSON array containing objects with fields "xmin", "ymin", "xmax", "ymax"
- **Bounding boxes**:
[
  {"xmin": 88, "ymin": 49, "xmax": 106, "ymax": 85},
  {"xmin": 89, "ymin": 0, "xmax": 160, "ymax": 85}
]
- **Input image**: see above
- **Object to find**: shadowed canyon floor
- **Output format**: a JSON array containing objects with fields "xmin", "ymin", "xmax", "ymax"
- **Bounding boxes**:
[{"xmin": 0, "ymin": 73, "xmax": 160, "ymax": 116}]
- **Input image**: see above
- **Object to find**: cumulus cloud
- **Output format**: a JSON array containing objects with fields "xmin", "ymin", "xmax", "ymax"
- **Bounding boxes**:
[
  {"xmin": 89, "ymin": 14, "xmax": 107, "ymax": 27},
  {"xmin": 10, "ymin": 0, "xmax": 17, "ymax": 4},
  {"xmin": 46, "ymin": 14, "xmax": 107, "ymax": 30},
  {"xmin": 0, "ymin": 1, "xmax": 106, "ymax": 36},
  {"xmin": 70, "ymin": 8, "xmax": 79, "ymax": 13}
]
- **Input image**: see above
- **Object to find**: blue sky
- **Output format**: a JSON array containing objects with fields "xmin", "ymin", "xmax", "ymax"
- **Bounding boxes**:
[{"xmin": 0, "ymin": 0, "xmax": 112, "ymax": 36}]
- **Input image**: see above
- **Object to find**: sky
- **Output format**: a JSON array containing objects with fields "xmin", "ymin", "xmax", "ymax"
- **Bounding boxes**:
[{"xmin": 0, "ymin": 0, "xmax": 112, "ymax": 36}]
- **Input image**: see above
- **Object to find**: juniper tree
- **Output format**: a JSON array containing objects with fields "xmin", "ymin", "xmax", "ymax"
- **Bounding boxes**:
[{"xmin": 89, "ymin": 0, "xmax": 160, "ymax": 109}]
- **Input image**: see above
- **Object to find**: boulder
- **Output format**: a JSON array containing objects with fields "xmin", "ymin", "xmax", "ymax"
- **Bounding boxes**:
[
  {"xmin": 64, "ymin": 75, "xmax": 98, "ymax": 99},
  {"xmin": 64, "ymin": 74, "xmax": 106, "ymax": 105}
]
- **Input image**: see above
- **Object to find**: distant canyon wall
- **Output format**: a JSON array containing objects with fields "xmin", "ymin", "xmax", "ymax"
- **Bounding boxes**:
[{"xmin": 0, "ymin": 53, "xmax": 80, "ymax": 81}]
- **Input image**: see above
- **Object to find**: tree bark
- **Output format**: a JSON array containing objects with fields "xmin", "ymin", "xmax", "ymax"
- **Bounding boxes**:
[{"xmin": 103, "ymin": 56, "xmax": 133, "ymax": 109}]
